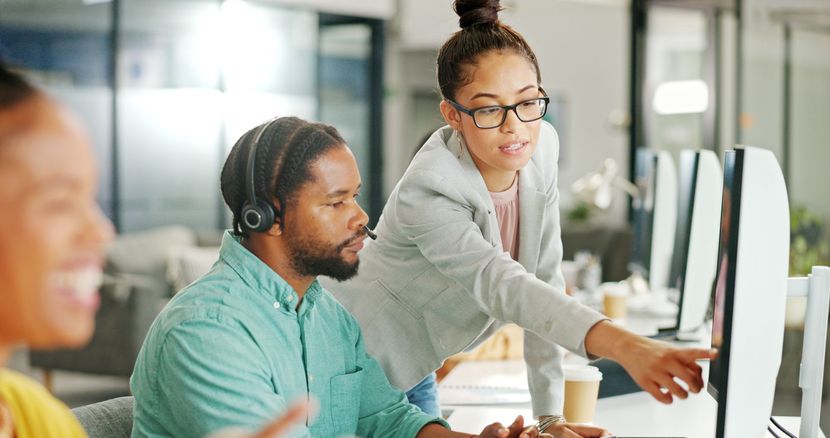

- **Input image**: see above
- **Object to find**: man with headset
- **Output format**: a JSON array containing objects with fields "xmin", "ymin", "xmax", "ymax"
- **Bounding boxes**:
[{"xmin": 130, "ymin": 117, "xmax": 544, "ymax": 438}]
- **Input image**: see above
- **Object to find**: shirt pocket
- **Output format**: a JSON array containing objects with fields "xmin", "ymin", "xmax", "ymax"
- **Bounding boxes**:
[{"xmin": 329, "ymin": 367, "xmax": 365, "ymax": 436}]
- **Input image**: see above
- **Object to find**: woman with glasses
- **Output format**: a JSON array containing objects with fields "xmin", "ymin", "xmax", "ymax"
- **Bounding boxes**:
[{"xmin": 326, "ymin": 1, "xmax": 715, "ymax": 436}]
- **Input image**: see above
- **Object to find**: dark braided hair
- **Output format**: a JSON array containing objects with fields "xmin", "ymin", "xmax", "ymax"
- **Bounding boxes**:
[
  {"xmin": 437, "ymin": 0, "xmax": 542, "ymax": 101},
  {"xmin": 221, "ymin": 116, "xmax": 346, "ymax": 237},
  {"xmin": 1, "ymin": 63, "xmax": 41, "ymax": 146},
  {"xmin": 0, "ymin": 63, "xmax": 37, "ymax": 110}
]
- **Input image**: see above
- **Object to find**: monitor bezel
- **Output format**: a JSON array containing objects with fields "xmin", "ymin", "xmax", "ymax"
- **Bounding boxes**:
[
  {"xmin": 667, "ymin": 151, "xmax": 700, "ymax": 331},
  {"xmin": 707, "ymin": 148, "xmax": 743, "ymax": 438},
  {"xmin": 629, "ymin": 149, "xmax": 658, "ymax": 277}
]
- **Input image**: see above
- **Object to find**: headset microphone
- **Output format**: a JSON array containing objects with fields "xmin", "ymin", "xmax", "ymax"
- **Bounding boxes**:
[{"xmin": 363, "ymin": 225, "xmax": 377, "ymax": 240}]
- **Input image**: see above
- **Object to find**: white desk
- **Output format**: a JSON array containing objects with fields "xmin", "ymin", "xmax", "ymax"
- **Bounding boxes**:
[{"xmin": 441, "ymin": 359, "xmax": 824, "ymax": 437}]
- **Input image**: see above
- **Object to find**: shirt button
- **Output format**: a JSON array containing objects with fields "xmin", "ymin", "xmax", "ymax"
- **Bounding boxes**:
[
  {"xmin": 286, "ymin": 295, "xmax": 294, "ymax": 302},
  {"xmin": 273, "ymin": 301, "xmax": 280, "ymax": 310},
  {"xmin": 308, "ymin": 374, "xmax": 314, "ymax": 383}
]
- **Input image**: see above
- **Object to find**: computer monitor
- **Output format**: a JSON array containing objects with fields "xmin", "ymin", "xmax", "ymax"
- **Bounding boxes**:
[
  {"xmin": 666, "ymin": 149, "xmax": 722, "ymax": 333},
  {"xmin": 707, "ymin": 146, "xmax": 790, "ymax": 438},
  {"xmin": 629, "ymin": 149, "xmax": 677, "ymax": 291}
]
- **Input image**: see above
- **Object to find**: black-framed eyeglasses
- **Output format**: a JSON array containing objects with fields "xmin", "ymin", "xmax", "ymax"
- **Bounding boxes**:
[{"xmin": 446, "ymin": 96, "xmax": 551, "ymax": 129}]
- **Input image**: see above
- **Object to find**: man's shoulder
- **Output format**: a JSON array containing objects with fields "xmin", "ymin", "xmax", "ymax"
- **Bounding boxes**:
[{"xmin": 147, "ymin": 277, "xmax": 262, "ymax": 347}]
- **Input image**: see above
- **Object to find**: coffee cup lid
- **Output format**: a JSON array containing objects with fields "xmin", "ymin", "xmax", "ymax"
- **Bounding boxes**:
[
  {"xmin": 563, "ymin": 364, "xmax": 602, "ymax": 381},
  {"xmin": 601, "ymin": 283, "xmax": 628, "ymax": 297}
]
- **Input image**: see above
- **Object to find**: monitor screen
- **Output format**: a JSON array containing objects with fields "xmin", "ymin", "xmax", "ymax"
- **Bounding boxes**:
[
  {"xmin": 707, "ymin": 150, "xmax": 742, "ymax": 429},
  {"xmin": 629, "ymin": 149, "xmax": 657, "ymax": 277},
  {"xmin": 669, "ymin": 150, "xmax": 723, "ymax": 334},
  {"xmin": 704, "ymin": 147, "xmax": 789, "ymax": 438},
  {"xmin": 668, "ymin": 152, "xmax": 697, "ymax": 292}
]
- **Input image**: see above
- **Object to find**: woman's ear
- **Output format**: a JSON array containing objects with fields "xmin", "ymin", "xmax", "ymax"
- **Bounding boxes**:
[{"xmin": 439, "ymin": 100, "xmax": 462, "ymax": 131}]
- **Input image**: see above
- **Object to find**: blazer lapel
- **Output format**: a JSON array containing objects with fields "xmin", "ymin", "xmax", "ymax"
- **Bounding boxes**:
[
  {"xmin": 518, "ymin": 159, "xmax": 547, "ymax": 273},
  {"xmin": 447, "ymin": 131, "xmax": 500, "ymax": 244}
]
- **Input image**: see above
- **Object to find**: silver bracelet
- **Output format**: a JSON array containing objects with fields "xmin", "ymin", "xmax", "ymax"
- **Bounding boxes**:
[{"xmin": 536, "ymin": 415, "xmax": 566, "ymax": 432}]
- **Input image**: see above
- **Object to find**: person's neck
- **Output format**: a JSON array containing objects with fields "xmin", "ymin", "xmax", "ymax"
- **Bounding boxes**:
[
  {"xmin": 242, "ymin": 237, "xmax": 313, "ymax": 309},
  {"xmin": 481, "ymin": 169, "xmax": 518, "ymax": 193}
]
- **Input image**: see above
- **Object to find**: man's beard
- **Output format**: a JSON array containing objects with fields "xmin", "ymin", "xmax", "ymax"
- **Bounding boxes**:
[{"xmin": 287, "ymin": 232, "xmax": 361, "ymax": 281}]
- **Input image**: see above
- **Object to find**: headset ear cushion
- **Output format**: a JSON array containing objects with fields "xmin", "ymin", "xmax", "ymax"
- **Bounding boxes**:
[{"xmin": 241, "ymin": 199, "xmax": 276, "ymax": 233}]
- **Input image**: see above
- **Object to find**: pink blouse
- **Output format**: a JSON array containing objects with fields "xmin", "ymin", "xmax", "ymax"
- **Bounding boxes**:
[{"xmin": 489, "ymin": 176, "xmax": 520, "ymax": 261}]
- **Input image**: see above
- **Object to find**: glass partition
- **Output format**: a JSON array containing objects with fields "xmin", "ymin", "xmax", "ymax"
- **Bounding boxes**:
[
  {"xmin": 318, "ymin": 15, "xmax": 384, "ymax": 221},
  {"xmin": 644, "ymin": 6, "xmax": 708, "ymax": 162},
  {"xmin": 640, "ymin": 2, "xmax": 737, "ymax": 164},
  {"xmin": 117, "ymin": 0, "xmax": 317, "ymax": 232},
  {"xmin": 0, "ymin": 0, "xmax": 114, "ymax": 217},
  {"xmin": 1, "ymin": 0, "xmax": 342, "ymax": 232}
]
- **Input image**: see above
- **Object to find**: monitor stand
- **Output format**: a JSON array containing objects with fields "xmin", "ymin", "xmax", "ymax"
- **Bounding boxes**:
[
  {"xmin": 787, "ymin": 267, "xmax": 830, "ymax": 438},
  {"xmin": 652, "ymin": 324, "xmax": 706, "ymax": 343}
]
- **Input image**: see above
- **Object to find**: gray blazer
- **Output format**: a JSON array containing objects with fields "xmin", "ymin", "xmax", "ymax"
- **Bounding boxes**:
[{"xmin": 325, "ymin": 122, "xmax": 606, "ymax": 416}]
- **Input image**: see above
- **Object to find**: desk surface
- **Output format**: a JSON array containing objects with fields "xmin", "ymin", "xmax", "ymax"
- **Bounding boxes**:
[
  {"xmin": 441, "ymin": 359, "xmax": 824, "ymax": 438},
  {"xmin": 446, "ymin": 404, "xmax": 821, "ymax": 438}
]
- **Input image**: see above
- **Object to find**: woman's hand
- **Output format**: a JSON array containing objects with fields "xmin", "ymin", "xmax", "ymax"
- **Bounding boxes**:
[
  {"xmin": 208, "ymin": 399, "xmax": 316, "ymax": 438},
  {"xmin": 584, "ymin": 320, "xmax": 718, "ymax": 404},
  {"xmin": 543, "ymin": 422, "xmax": 610, "ymax": 438},
  {"xmin": 617, "ymin": 337, "xmax": 716, "ymax": 403},
  {"xmin": 249, "ymin": 401, "xmax": 313, "ymax": 438}
]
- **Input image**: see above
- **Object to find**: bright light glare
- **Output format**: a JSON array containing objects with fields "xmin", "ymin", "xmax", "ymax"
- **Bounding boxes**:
[
  {"xmin": 219, "ymin": 0, "xmax": 281, "ymax": 91},
  {"xmin": 652, "ymin": 80, "xmax": 709, "ymax": 115}
]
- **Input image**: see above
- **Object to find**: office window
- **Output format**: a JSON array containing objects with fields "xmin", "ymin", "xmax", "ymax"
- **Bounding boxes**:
[
  {"xmin": 0, "ymin": 0, "xmax": 114, "ymax": 218},
  {"xmin": 318, "ymin": 16, "xmax": 384, "ymax": 221},
  {"xmin": 117, "ymin": 0, "xmax": 317, "ymax": 232},
  {"xmin": 2, "ymin": 0, "xmax": 382, "ymax": 232},
  {"xmin": 644, "ymin": 7, "xmax": 709, "ymax": 162}
]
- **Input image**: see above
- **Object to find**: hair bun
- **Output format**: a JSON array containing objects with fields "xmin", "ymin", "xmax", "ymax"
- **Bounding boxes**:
[{"xmin": 454, "ymin": 0, "xmax": 502, "ymax": 29}]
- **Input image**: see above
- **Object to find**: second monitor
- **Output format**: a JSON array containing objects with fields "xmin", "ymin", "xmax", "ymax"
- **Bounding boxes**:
[
  {"xmin": 630, "ymin": 149, "xmax": 677, "ymax": 292},
  {"xmin": 665, "ymin": 149, "xmax": 722, "ymax": 335}
]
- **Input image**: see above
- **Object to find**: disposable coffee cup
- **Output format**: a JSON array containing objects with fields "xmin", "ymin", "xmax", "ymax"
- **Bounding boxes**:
[
  {"xmin": 561, "ymin": 261, "xmax": 578, "ymax": 296},
  {"xmin": 563, "ymin": 364, "xmax": 602, "ymax": 423},
  {"xmin": 601, "ymin": 283, "xmax": 628, "ymax": 320}
]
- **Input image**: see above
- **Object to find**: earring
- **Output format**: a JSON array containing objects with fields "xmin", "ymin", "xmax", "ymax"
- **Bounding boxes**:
[{"xmin": 454, "ymin": 129, "xmax": 466, "ymax": 159}]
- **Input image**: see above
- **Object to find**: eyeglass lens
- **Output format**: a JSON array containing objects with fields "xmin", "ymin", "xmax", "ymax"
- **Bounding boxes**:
[{"xmin": 473, "ymin": 98, "xmax": 547, "ymax": 128}]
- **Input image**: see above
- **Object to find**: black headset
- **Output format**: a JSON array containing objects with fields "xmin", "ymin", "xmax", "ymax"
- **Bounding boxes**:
[
  {"xmin": 238, "ymin": 117, "xmax": 378, "ymax": 240},
  {"xmin": 240, "ymin": 118, "xmax": 280, "ymax": 234}
]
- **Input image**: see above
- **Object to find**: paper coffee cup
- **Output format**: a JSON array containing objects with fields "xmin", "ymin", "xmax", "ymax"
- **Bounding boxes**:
[
  {"xmin": 601, "ymin": 284, "xmax": 628, "ymax": 319},
  {"xmin": 563, "ymin": 365, "xmax": 602, "ymax": 423},
  {"xmin": 561, "ymin": 261, "xmax": 579, "ymax": 296}
]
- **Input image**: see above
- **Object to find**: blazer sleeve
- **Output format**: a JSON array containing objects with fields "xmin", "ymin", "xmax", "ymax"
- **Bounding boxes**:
[{"xmin": 392, "ymin": 168, "xmax": 605, "ymax": 357}]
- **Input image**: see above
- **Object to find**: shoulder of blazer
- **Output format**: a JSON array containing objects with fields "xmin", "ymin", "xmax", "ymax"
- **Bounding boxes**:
[
  {"xmin": 408, "ymin": 126, "xmax": 464, "ymax": 177},
  {"xmin": 529, "ymin": 120, "xmax": 560, "ymax": 176},
  {"xmin": 403, "ymin": 127, "xmax": 480, "ymax": 197}
]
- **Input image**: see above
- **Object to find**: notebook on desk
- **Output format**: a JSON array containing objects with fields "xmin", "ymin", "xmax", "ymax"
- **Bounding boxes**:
[
  {"xmin": 438, "ymin": 360, "xmax": 531, "ymax": 405},
  {"xmin": 438, "ymin": 387, "xmax": 531, "ymax": 405}
]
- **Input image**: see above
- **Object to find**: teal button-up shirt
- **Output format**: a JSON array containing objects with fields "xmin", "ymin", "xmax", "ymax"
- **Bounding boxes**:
[{"xmin": 131, "ymin": 231, "xmax": 446, "ymax": 438}]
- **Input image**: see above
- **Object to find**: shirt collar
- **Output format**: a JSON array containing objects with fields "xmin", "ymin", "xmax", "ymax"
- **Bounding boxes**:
[{"xmin": 219, "ymin": 231, "xmax": 323, "ymax": 308}]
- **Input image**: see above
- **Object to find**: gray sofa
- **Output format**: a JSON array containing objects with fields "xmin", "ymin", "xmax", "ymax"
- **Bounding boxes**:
[
  {"xmin": 30, "ymin": 226, "xmax": 221, "ymax": 379},
  {"xmin": 73, "ymin": 396, "xmax": 134, "ymax": 438}
]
